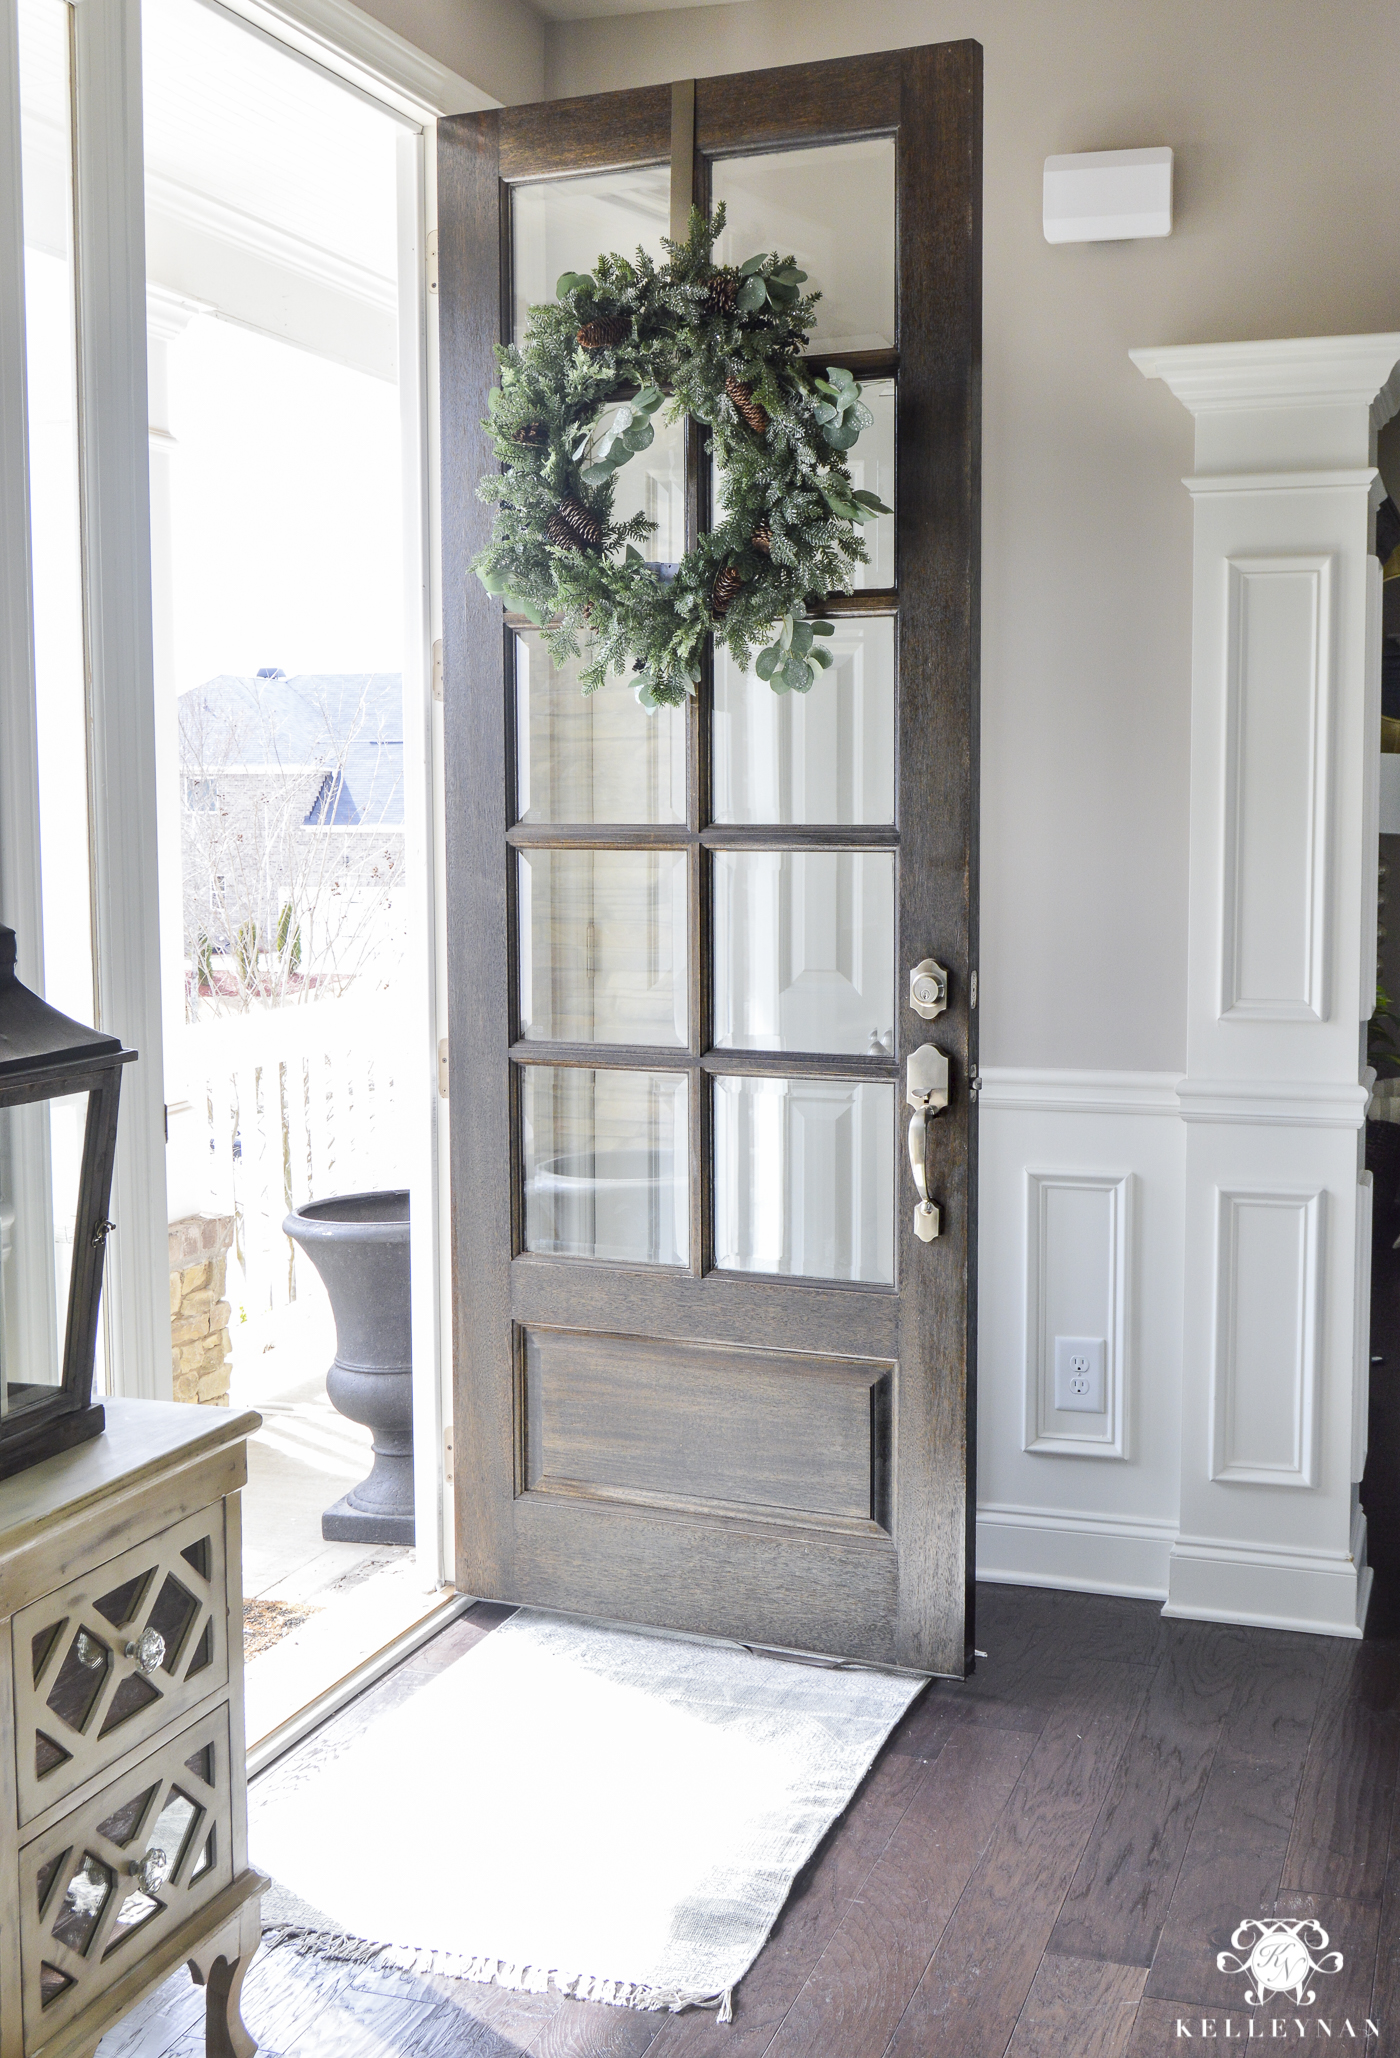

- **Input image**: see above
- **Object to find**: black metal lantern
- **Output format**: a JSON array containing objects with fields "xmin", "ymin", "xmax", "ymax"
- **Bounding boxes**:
[{"xmin": 0, "ymin": 926, "xmax": 134, "ymax": 1481}]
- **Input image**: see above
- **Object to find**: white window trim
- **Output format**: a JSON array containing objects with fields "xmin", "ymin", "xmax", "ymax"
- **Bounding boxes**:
[
  {"xmin": 1, "ymin": 0, "xmax": 453, "ymax": 1581},
  {"xmin": 198, "ymin": 0, "xmax": 493, "ymax": 121},
  {"xmin": 0, "ymin": 0, "xmax": 44, "ymax": 995},
  {"xmin": 73, "ymin": 0, "xmax": 170, "ymax": 1405}
]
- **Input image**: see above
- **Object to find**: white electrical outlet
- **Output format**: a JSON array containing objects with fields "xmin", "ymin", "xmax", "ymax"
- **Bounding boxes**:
[{"xmin": 1054, "ymin": 1336, "xmax": 1106, "ymax": 1413}]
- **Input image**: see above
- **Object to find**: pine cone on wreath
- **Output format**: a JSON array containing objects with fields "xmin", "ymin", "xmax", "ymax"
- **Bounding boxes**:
[
  {"xmin": 514, "ymin": 422, "xmax": 549, "ymax": 448},
  {"xmin": 750, "ymin": 523, "xmax": 772, "ymax": 557},
  {"xmin": 577, "ymin": 314, "xmax": 630, "ymax": 350},
  {"xmin": 711, "ymin": 563, "xmax": 745, "ymax": 616},
  {"xmin": 547, "ymin": 498, "xmax": 604, "ymax": 552},
  {"xmin": 705, "ymin": 273, "xmax": 740, "ymax": 317},
  {"xmin": 725, "ymin": 375, "xmax": 770, "ymax": 437}
]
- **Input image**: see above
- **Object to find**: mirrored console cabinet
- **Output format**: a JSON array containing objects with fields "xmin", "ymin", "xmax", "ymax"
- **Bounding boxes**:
[{"xmin": 0, "ymin": 1399, "xmax": 265, "ymax": 2058}]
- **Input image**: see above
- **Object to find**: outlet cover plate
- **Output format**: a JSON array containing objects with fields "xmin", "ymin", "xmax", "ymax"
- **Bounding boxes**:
[{"xmin": 1054, "ymin": 1336, "xmax": 1106, "ymax": 1413}]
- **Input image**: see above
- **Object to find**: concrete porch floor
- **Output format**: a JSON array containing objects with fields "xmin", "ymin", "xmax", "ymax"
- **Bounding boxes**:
[{"xmin": 230, "ymin": 1286, "xmax": 446, "ymax": 1747}]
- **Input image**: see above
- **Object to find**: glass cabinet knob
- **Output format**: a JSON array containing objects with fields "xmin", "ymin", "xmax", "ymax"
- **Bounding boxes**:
[
  {"xmin": 128, "ymin": 1847, "xmax": 170, "ymax": 1894},
  {"xmin": 124, "ymin": 1628, "xmax": 166, "ymax": 1675}
]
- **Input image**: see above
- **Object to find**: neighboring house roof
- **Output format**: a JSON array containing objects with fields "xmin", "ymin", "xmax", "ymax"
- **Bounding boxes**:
[{"xmin": 179, "ymin": 672, "xmax": 403, "ymax": 825}]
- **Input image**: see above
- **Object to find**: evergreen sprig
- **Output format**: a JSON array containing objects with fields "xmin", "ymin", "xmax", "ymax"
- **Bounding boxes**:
[{"xmin": 473, "ymin": 206, "xmax": 890, "ymax": 708}]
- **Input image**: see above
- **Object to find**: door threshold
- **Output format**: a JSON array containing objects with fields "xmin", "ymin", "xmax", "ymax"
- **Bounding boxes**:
[{"xmin": 246, "ymin": 1589, "xmax": 471, "ymax": 1779}]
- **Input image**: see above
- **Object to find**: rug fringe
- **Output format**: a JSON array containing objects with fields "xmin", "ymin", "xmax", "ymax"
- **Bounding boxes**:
[{"xmin": 262, "ymin": 1927, "xmax": 735, "ymax": 2021}]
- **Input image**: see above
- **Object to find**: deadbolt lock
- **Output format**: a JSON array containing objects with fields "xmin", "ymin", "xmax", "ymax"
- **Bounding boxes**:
[{"xmin": 909, "ymin": 958, "xmax": 948, "ymax": 1021}]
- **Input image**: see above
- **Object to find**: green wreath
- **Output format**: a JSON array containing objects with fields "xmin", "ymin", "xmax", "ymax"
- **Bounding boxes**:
[{"xmin": 473, "ymin": 206, "xmax": 889, "ymax": 709}]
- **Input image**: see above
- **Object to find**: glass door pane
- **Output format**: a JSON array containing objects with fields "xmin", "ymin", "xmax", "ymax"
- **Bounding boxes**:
[
  {"xmin": 713, "ymin": 617, "xmax": 895, "ymax": 824},
  {"xmin": 523, "ymin": 1067, "xmax": 688, "ymax": 1265},
  {"xmin": 713, "ymin": 1076, "xmax": 894, "ymax": 1284},
  {"xmin": 711, "ymin": 139, "xmax": 896, "ymax": 351},
  {"xmin": 712, "ymin": 851, "xmax": 895, "ymax": 1055},
  {"xmin": 518, "ymin": 849, "xmax": 688, "ymax": 1046},
  {"xmin": 516, "ymin": 636, "xmax": 685, "ymax": 826},
  {"xmin": 512, "ymin": 168, "xmax": 670, "ymax": 342}
]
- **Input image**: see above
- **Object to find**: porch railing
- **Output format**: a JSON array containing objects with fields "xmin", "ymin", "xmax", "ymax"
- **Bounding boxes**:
[{"xmin": 178, "ymin": 995, "xmax": 412, "ymax": 1320}]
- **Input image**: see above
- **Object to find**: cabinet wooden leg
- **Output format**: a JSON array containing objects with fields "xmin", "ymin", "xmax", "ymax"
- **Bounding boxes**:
[
  {"xmin": 198, "ymin": 1952, "xmax": 256, "ymax": 2058},
  {"xmin": 188, "ymin": 1910, "xmax": 261, "ymax": 2058}
]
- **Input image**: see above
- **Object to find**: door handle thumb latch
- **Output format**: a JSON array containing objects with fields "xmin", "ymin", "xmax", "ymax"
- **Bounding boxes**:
[{"xmin": 906, "ymin": 1044, "xmax": 949, "ymax": 1242}]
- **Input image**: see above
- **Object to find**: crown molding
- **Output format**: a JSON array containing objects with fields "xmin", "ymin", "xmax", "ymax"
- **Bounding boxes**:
[{"xmin": 1131, "ymin": 333, "xmax": 1400, "ymax": 418}]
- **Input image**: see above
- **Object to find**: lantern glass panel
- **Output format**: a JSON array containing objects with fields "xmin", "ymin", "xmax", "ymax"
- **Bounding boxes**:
[{"xmin": 0, "ymin": 1092, "xmax": 89, "ymax": 1416}]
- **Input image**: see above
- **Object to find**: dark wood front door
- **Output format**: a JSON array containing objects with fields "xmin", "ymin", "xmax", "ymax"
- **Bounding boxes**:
[{"xmin": 438, "ymin": 42, "xmax": 981, "ymax": 1675}]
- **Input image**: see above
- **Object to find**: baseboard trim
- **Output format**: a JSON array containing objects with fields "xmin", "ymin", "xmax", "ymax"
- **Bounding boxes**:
[
  {"xmin": 976, "ymin": 1503, "xmax": 1175, "ymax": 1601},
  {"xmin": 1164, "ymin": 1524, "xmax": 1368, "ymax": 1638}
]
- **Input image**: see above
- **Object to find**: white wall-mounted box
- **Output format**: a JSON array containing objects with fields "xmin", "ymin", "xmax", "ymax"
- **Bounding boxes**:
[{"xmin": 1043, "ymin": 147, "xmax": 1173, "ymax": 244}]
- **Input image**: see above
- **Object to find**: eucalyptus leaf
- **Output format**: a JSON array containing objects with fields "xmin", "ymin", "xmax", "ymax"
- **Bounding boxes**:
[
  {"xmin": 790, "ymin": 621, "xmax": 813, "ymax": 657},
  {"xmin": 623, "ymin": 420, "xmax": 655, "ymax": 451},
  {"xmin": 580, "ymin": 463, "xmax": 616, "ymax": 487},
  {"xmin": 811, "ymin": 619, "xmax": 835, "ymax": 636},
  {"xmin": 738, "ymin": 253, "xmax": 766, "ymax": 275},
  {"xmin": 782, "ymin": 658, "xmax": 811, "ymax": 692},
  {"xmin": 754, "ymin": 647, "xmax": 781, "ymax": 680},
  {"xmin": 633, "ymin": 386, "xmax": 664, "ymax": 413},
  {"xmin": 809, "ymin": 643, "xmax": 834, "ymax": 669},
  {"xmin": 736, "ymin": 276, "xmax": 767, "ymax": 313},
  {"xmin": 823, "ymin": 423, "xmax": 861, "ymax": 450}
]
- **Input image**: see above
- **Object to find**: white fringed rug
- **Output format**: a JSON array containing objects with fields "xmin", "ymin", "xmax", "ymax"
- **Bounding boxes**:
[{"xmin": 252, "ymin": 1608, "xmax": 922, "ymax": 2022}]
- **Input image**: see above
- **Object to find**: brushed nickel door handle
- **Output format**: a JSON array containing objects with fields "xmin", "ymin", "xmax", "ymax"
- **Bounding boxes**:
[{"xmin": 906, "ymin": 1044, "xmax": 949, "ymax": 1242}]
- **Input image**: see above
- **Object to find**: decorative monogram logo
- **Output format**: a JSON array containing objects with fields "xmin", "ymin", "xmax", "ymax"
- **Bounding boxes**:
[{"xmin": 1217, "ymin": 1920, "xmax": 1344, "ymax": 2007}]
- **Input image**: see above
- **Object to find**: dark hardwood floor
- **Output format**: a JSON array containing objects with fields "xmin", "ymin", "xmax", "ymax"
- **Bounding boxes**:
[
  {"xmin": 100, "ymin": 1203, "xmax": 1400, "ymax": 2057},
  {"xmin": 97, "ymin": 1577, "xmax": 1398, "ymax": 2058}
]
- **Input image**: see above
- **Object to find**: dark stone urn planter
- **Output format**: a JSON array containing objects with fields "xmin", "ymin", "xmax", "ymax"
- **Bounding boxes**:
[{"xmin": 283, "ymin": 1189, "xmax": 414, "ymax": 1546}]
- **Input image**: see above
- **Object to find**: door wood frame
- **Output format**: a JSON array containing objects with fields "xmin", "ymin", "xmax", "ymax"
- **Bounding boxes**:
[{"xmin": 439, "ymin": 42, "xmax": 981, "ymax": 1674}]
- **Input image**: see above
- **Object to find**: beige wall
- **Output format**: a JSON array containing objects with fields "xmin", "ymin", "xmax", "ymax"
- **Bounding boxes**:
[
  {"xmin": 354, "ymin": 0, "xmax": 546, "ymax": 107},
  {"xmin": 540, "ymin": 0, "xmax": 1400, "ymax": 1071}
]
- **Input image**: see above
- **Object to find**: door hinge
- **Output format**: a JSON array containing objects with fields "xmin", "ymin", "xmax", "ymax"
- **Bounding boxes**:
[
  {"xmin": 426, "ymin": 229, "xmax": 438, "ymax": 292},
  {"xmin": 444, "ymin": 1426, "xmax": 453, "ymax": 1485},
  {"xmin": 432, "ymin": 637, "xmax": 443, "ymax": 701},
  {"xmin": 438, "ymin": 1037, "xmax": 449, "ymax": 1098},
  {"xmin": 970, "ymin": 969, "xmax": 978, "ymax": 1009},
  {"xmin": 969, "ymin": 1067, "xmax": 982, "ymax": 1102}
]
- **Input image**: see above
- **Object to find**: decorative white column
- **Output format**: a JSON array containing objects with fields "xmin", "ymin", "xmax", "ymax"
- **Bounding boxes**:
[{"xmin": 1134, "ymin": 334, "xmax": 1400, "ymax": 1636}]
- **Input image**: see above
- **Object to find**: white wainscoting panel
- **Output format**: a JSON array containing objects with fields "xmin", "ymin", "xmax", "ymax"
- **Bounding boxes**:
[
  {"xmin": 1023, "ymin": 1169, "xmax": 1133, "ymax": 1459},
  {"xmin": 1210, "ymin": 1185, "xmax": 1323, "ymax": 1487},
  {"xmin": 977, "ymin": 1072, "xmax": 1182, "ymax": 1601},
  {"xmin": 1220, "ymin": 555, "xmax": 1334, "ymax": 1022}
]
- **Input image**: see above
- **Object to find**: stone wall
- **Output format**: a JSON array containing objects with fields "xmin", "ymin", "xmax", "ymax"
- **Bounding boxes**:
[{"xmin": 169, "ymin": 1215, "xmax": 235, "ymax": 1405}]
